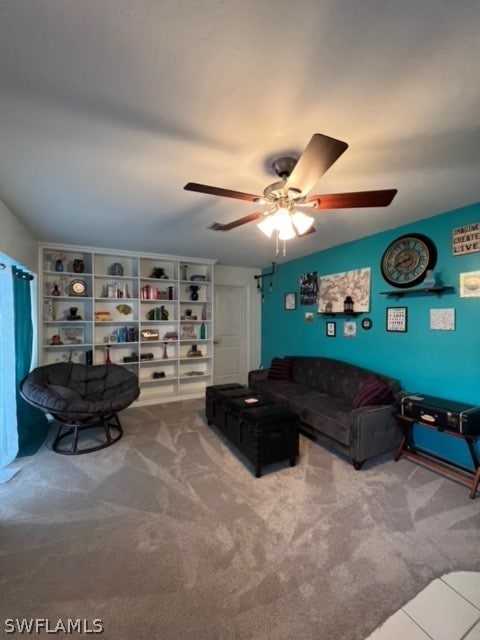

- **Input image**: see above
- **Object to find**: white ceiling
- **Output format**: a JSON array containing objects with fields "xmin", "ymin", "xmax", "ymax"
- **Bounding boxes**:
[{"xmin": 0, "ymin": 0, "xmax": 479, "ymax": 268}]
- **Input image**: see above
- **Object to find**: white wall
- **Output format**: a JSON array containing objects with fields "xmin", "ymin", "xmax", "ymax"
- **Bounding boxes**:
[
  {"xmin": 214, "ymin": 265, "xmax": 262, "ymax": 373},
  {"xmin": 0, "ymin": 200, "xmax": 38, "ymax": 272}
]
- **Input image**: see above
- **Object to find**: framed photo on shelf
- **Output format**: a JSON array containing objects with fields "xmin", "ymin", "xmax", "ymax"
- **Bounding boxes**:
[
  {"xmin": 326, "ymin": 321, "xmax": 336, "ymax": 337},
  {"xmin": 60, "ymin": 326, "xmax": 85, "ymax": 345},
  {"xmin": 284, "ymin": 292, "xmax": 297, "ymax": 310},
  {"xmin": 386, "ymin": 307, "xmax": 408, "ymax": 332}
]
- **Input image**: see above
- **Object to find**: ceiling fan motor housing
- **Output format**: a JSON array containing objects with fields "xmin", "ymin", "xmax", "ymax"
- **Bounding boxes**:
[{"xmin": 272, "ymin": 157, "xmax": 297, "ymax": 179}]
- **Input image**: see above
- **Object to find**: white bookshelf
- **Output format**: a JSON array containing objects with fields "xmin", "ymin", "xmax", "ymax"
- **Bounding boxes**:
[{"xmin": 39, "ymin": 244, "xmax": 215, "ymax": 403}]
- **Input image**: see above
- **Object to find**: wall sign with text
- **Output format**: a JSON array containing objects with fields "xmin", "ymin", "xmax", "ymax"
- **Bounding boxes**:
[{"xmin": 452, "ymin": 223, "xmax": 480, "ymax": 256}]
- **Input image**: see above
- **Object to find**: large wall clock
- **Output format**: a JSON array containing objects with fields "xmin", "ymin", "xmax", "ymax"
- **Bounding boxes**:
[{"xmin": 380, "ymin": 233, "xmax": 437, "ymax": 288}]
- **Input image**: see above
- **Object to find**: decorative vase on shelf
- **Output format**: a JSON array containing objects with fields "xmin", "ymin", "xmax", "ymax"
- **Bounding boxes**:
[
  {"xmin": 54, "ymin": 259, "xmax": 64, "ymax": 272},
  {"xmin": 105, "ymin": 346, "xmax": 111, "ymax": 365},
  {"xmin": 200, "ymin": 322, "xmax": 206, "ymax": 340},
  {"xmin": 73, "ymin": 259, "xmax": 85, "ymax": 273},
  {"xmin": 189, "ymin": 285, "xmax": 199, "ymax": 301},
  {"xmin": 162, "ymin": 342, "xmax": 169, "ymax": 359},
  {"xmin": 51, "ymin": 283, "xmax": 61, "ymax": 296},
  {"xmin": 423, "ymin": 270, "xmax": 436, "ymax": 289}
]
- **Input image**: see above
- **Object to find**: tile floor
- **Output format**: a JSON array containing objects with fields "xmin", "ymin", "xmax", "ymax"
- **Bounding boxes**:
[{"xmin": 366, "ymin": 572, "xmax": 480, "ymax": 640}]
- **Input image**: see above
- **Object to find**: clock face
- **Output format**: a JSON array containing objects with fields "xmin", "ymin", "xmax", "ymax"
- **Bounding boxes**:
[
  {"xmin": 70, "ymin": 279, "xmax": 87, "ymax": 296},
  {"xmin": 381, "ymin": 233, "xmax": 437, "ymax": 288}
]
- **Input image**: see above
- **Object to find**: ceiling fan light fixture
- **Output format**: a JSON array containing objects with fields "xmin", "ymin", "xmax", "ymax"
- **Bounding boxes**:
[
  {"xmin": 291, "ymin": 210, "xmax": 315, "ymax": 235},
  {"xmin": 257, "ymin": 215, "xmax": 277, "ymax": 238},
  {"xmin": 275, "ymin": 208, "xmax": 296, "ymax": 240}
]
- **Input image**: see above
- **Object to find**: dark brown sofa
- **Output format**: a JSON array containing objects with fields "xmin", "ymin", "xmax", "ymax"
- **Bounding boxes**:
[{"xmin": 248, "ymin": 356, "xmax": 402, "ymax": 469}]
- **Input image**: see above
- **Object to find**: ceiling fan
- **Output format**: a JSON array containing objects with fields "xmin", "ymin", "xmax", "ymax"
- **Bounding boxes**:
[{"xmin": 184, "ymin": 133, "xmax": 397, "ymax": 255}]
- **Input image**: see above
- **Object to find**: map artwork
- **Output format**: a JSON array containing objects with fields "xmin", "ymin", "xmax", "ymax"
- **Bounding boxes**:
[{"xmin": 318, "ymin": 268, "xmax": 371, "ymax": 313}]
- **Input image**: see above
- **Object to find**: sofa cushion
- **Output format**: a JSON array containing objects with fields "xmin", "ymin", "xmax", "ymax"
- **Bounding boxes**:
[
  {"xmin": 267, "ymin": 357, "xmax": 293, "ymax": 381},
  {"xmin": 295, "ymin": 395, "xmax": 353, "ymax": 446},
  {"xmin": 352, "ymin": 376, "xmax": 394, "ymax": 409}
]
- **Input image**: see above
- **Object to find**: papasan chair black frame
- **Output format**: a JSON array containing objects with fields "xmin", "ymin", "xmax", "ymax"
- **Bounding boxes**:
[{"xmin": 20, "ymin": 362, "xmax": 140, "ymax": 455}]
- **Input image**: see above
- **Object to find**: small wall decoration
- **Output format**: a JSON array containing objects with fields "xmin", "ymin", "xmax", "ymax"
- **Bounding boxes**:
[
  {"xmin": 459, "ymin": 271, "xmax": 480, "ymax": 297},
  {"xmin": 300, "ymin": 272, "xmax": 318, "ymax": 305},
  {"xmin": 343, "ymin": 321, "xmax": 357, "ymax": 338},
  {"xmin": 386, "ymin": 307, "xmax": 407, "ymax": 332},
  {"xmin": 318, "ymin": 267, "xmax": 370, "ymax": 313},
  {"xmin": 452, "ymin": 223, "xmax": 480, "ymax": 256},
  {"xmin": 361, "ymin": 318, "xmax": 373, "ymax": 330},
  {"xmin": 304, "ymin": 312, "xmax": 314, "ymax": 323},
  {"xmin": 284, "ymin": 292, "xmax": 297, "ymax": 310},
  {"xmin": 326, "ymin": 321, "xmax": 336, "ymax": 337},
  {"xmin": 430, "ymin": 308, "xmax": 455, "ymax": 331}
]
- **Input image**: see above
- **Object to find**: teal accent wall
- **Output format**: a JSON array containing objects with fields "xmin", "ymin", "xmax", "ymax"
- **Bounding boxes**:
[{"xmin": 260, "ymin": 202, "xmax": 480, "ymax": 468}]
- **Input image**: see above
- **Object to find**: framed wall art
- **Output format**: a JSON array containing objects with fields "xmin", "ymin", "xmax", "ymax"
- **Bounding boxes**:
[
  {"xmin": 459, "ymin": 271, "xmax": 480, "ymax": 297},
  {"xmin": 284, "ymin": 292, "xmax": 297, "ymax": 310},
  {"xmin": 326, "ymin": 321, "xmax": 336, "ymax": 337},
  {"xmin": 318, "ymin": 267, "xmax": 370, "ymax": 313},
  {"xmin": 430, "ymin": 308, "xmax": 455, "ymax": 331},
  {"xmin": 300, "ymin": 272, "xmax": 318, "ymax": 305},
  {"xmin": 386, "ymin": 307, "xmax": 407, "ymax": 332},
  {"xmin": 343, "ymin": 321, "xmax": 357, "ymax": 338}
]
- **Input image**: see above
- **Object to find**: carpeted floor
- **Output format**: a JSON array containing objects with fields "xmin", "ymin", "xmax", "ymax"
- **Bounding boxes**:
[{"xmin": 1, "ymin": 399, "xmax": 479, "ymax": 640}]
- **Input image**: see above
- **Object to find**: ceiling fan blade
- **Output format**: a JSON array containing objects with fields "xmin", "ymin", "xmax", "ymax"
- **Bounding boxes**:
[
  {"xmin": 184, "ymin": 182, "xmax": 261, "ymax": 203},
  {"xmin": 305, "ymin": 189, "xmax": 397, "ymax": 209},
  {"xmin": 285, "ymin": 133, "xmax": 349, "ymax": 195},
  {"xmin": 209, "ymin": 211, "xmax": 264, "ymax": 231}
]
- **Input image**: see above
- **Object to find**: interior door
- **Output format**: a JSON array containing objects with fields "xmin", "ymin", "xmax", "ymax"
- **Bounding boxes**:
[{"xmin": 213, "ymin": 285, "xmax": 247, "ymax": 385}]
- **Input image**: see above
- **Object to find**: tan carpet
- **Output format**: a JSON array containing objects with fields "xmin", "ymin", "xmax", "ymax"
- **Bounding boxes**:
[{"xmin": 1, "ymin": 399, "xmax": 479, "ymax": 640}]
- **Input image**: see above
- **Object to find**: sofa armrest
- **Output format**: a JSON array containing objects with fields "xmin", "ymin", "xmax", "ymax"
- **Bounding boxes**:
[
  {"xmin": 248, "ymin": 368, "xmax": 269, "ymax": 388},
  {"xmin": 350, "ymin": 404, "xmax": 401, "ymax": 463}
]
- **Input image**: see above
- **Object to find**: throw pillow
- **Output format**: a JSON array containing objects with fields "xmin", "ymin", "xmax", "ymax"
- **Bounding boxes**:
[
  {"xmin": 267, "ymin": 357, "xmax": 293, "ymax": 381},
  {"xmin": 352, "ymin": 376, "xmax": 394, "ymax": 409}
]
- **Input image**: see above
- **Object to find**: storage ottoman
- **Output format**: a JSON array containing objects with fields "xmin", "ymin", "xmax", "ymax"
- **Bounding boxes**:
[
  {"xmin": 205, "ymin": 383, "xmax": 245, "ymax": 427},
  {"xmin": 229, "ymin": 402, "xmax": 299, "ymax": 477},
  {"xmin": 223, "ymin": 396, "xmax": 274, "ymax": 449},
  {"xmin": 206, "ymin": 384, "xmax": 262, "ymax": 436}
]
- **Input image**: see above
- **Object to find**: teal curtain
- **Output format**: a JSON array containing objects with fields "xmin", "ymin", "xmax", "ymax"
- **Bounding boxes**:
[{"xmin": 13, "ymin": 266, "xmax": 49, "ymax": 456}]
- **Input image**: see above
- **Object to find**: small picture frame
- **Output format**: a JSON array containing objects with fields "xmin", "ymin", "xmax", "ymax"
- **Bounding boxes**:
[
  {"xmin": 361, "ymin": 317, "xmax": 373, "ymax": 330},
  {"xmin": 459, "ymin": 271, "xmax": 480, "ymax": 297},
  {"xmin": 326, "ymin": 321, "xmax": 336, "ymax": 337},
  {"xmin": 386, "ymin": 307, "xmax": 408, "ymax": 332},
  {"xmin": 284, "ymin": 292, "xmax": 297, "ymax": 310},
  {"xmin": 304, "ymin": 312, "xmax": 314, "ymax": 323},
  {"xmin": 430, "ymin": 308, "xmax": 455, "ymax": 331},
  {"xmin": 343, "ymin": 320, "xmax": 357, "ymax": 338},
  {"xmin": 60, "ymin": 326, "xmax": 85, "ymax": 345}
]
